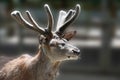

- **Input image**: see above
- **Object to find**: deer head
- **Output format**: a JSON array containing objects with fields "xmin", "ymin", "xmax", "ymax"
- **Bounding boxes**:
[{"xmin": 11, "ymin": 4, "xmax": 81, "ymax": 62}]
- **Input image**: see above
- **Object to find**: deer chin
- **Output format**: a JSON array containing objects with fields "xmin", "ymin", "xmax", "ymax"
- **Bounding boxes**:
[{"xmin": 66, "ymin": 55, "xmax": 80, "ymax": 60}]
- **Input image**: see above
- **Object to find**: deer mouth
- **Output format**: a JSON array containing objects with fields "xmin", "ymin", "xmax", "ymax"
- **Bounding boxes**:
[
  {"xmin": 66, "ymin": 49, "xmax": 80, "ymax": 59},
  {"xmin": 67, "ymin": 56, "xmax": 71, "ymax": 58},
  {"xmin": 67, "ymin": 54, "xmax": 80, "ymax": 60}
]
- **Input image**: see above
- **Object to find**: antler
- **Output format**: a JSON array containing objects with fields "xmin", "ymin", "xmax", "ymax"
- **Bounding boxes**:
[
  {"xmin": 11, "ymin": 4, "xmax": 80, "ymax": 37},
  {"xmin": 44, "ymin": 4, "xmax": 54, "ymax": 33},
  {"xmin": 11, "ymin": 10, "xmax": 45, "ymax": 34},
  {"xmin": 11, "ymin": 4, "xmax": 54, "ymax": 36},
  {"xmin": 56, "ymin": 4, "xmax": 81, "ymax": 35}
]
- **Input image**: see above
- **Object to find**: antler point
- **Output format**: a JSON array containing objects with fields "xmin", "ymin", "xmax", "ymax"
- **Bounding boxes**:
[
  {"xmin": 44, "ymin": 4, "xmax": 49, "ymax": 8},
  {"xmin": 76, "ymin": 4, "xmax": 80, "ymax": 7},
  {"xmin": 11, "ymin": 10, "xmax": 20, "ymax": 15},
  {"xmin": 76, "ymin": 4, "xmax": 81, "ymax": 10},
  {"xmin": 26, "ymin": 10, "xmax": 29, "ymax": 13},
  {"xmin": 60, "ymin": 10, "xmax": 67, "ymax": 14}
]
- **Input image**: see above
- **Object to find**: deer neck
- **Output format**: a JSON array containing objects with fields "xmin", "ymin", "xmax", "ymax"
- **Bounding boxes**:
[{"xmin": 31, "ymin": 45, "xmax": 61, "ymax": 80}]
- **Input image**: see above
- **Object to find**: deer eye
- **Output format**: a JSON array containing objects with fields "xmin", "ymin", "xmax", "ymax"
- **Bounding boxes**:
[{"xmin": 61, "ymin": 43, "xmax": 65, "ymax": 46}]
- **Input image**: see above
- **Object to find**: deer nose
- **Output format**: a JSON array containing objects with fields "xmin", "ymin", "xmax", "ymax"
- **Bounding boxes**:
[{"xmin": 72, "ymin": 49, "xmax": 80, "ymax": 55}]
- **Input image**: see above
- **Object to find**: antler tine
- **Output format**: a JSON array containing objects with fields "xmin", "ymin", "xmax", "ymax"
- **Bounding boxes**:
[
  {"xmin": 56, "ymin": 10, "xmax": 67, "ymax": 32},
  {"xmin": 57, "ymin": 4, "xmax": 81, "ymax": 34},
  {"xmin": 55, "ymin": 10, "xmax": 74, "ymax": 34},
  {"xmin": 65, "ymin": 9, "xmax": 75, "ymax": 22},
  {"xmin": 44, "ymin": 4, "xmax": 54, "ymax": 33},
  {"xmin": 25, "ymin": 11, "xmax": 45, "ymax": 34},
  {"xmin": 11, "ymin": 11, "xmax": 41, "ymax": 32}
]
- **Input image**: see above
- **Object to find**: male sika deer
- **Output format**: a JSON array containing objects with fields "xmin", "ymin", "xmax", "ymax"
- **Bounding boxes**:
[{"xmin": 0, "ymin": 4, "xmax": 81, "ymax": 80}]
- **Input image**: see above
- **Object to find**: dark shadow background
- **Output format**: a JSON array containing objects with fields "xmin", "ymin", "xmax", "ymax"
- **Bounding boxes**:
[{"xmin": 0, "ymin": 0, "xmax": 120, "ymax": 80}]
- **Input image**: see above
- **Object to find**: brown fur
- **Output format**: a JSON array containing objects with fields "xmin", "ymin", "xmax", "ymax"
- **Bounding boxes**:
[{"xmin": 0, "ymin": 49, "xmax": 60, "ymax": 80}]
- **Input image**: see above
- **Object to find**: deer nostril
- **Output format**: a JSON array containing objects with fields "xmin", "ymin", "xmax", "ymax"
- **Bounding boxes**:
[{"xmin": 72, "ymin": 50, "xmax": 80, "ymax": 55}]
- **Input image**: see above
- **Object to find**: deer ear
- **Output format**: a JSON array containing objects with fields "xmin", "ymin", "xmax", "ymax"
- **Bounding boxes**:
[{"xmin": 63, "ymin": 31, "xmax": 76, "ymax": 41}]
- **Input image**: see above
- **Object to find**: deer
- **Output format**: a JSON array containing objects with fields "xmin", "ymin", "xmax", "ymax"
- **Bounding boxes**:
[{"xmin": 0, "ymin": 4, "xmax": 81, "ymax": 80}]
